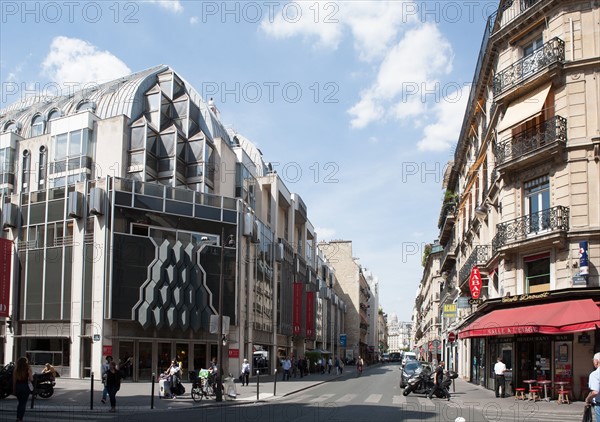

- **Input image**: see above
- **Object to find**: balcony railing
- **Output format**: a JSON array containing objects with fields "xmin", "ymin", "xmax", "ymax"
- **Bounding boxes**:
[
  {"xmin": 493, "ymin": 206, "xmax": 569, "ymax": 249},
  {"xmin": 459, "ymin": 245, "xmax": 491, "ymax": 283},
  {"xmin": 496, "ymin": 116, "xmax": 567, "ymax": 165},
  {"xmin": 493, "ymin": 37, "xmax": 565, "ymax": 95}
]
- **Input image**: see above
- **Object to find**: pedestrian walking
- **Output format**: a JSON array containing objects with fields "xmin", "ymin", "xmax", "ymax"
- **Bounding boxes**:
[
  {"xmin": 241, "ymin": 358, "xmax": 250, "ymax": 386},
  {"xmin": 282, "ymin": 357, "xmax": 291, "ymax": 381},
  {"xmin": 13, "ymin": 356, "xmax": 33, "ymax": 422},
  {"xmin": 335, "ymin": 356, "xmax": 340, "ymax": 375},
  {"xmin": 585, "ymin": 352, "xmax": 600, "ymax": 422},
  {"xmin": 494, "ymin": 356, "xmax": 507, "ymax": 398},
  {"xmin": 105, "ymin": 361, "xmax": 122, "ymax": 412},
  {"xmin": 428, "ymin": 361, "xmax": 448, "ymax": 399},
  {"xmin": 328, "ymin": 357, "xmax": 333, "ymax": 374},
  {"xmin": 101, "ymin": 355, "xmax": 113, "ymax": 404}
]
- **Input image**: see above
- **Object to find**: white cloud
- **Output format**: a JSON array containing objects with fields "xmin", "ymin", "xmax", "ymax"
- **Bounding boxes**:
[
  {"xmin": 145, "ymin": 0, "xmax": 183, "ymax": 13},
  {"xmin": 315, "ymin": 226, "xmax": 336, "ymax": 241},
  {"xmin": 417, "ymin": 84, "xmax": 470, "ymax": 151},
  {"xmin": 260, "ymin": 1, "xmax": 415, "ymax": 60},
  {"xmin": 349, "ymin": 23, "xmax": 454, "ymax": 129},
  {"xmin": 42, "ymin": 37, "xmax": 131, "ymax": 86},
  {"xmin": 190, "ymin": 16, "xmax": 199, "ymax": 25},
  {"xmin": 259, "ymin": 1, "xmax": 343, "ymax": 49}
]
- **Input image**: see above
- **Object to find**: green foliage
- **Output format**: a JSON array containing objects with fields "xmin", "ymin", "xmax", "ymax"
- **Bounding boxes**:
[
  {"xmin": 443, "ymin": 190, "xmax": 458, "ymax": 203},
  {"xmin": 422, "ymin": 243, "xmax": 432, "ymax": 267}
]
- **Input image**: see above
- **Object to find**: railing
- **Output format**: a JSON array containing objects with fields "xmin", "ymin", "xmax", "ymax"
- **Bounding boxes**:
[
  {"xmin": 441, "ymin": 241, "xmax": 456, "ymax": 268},
  {"xmin": 438, "ymin": 202, "xmax": 457, "ymax": 229},
  {"xmin": 496, "ymin": 116, "xmax": 567, "ymax": 165},
  {"xmin": 494, "ymin": 206, "xmax": 569, "ymax": 249},
  {"xmin": 459, "ymin": 245, "xmax": 491, "ymax": 283},
  {"xmin": 493, "ymin": 37, "xmax": 565, "ymax": 95},
  {"xmin": 489, "ymin": 0, "xmax": 544, "ymax": 33}
]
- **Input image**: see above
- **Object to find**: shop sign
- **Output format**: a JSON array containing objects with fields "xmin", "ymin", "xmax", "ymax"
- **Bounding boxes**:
[
  {"xmin": 469, "ymin": 267, "xmax": 482, "ymax": 299},
  {"xmin": 228, "ymin": 349, "xmax": 239, "ymax": 358},
  {"xmin": 501, "ymin": 292, "xmax": 549, "ymax": 303},
  {"xmin": 579, "ymin": 241, "xmax": 589, "ymax": 275},
  {"xmin": 578, "ymin": 333, "xmax": 591, "ymax": 343},
  {"xmin": 572, "ymin": 275, "xmax": 587, "ymax": 286},
  {"xmin": 340, "ymin": 334, "xmax": 347, "ymax": 347},
  {"xmin": 457, "ymin": 297, "xmax": 470, "ymax": 308},
  {"xmin": 102, "ymin": 345, "xmax": 113, "ymax": 357},
  {"xmin": 469, "ymin": 298, "xmax": 483, "ymax": 305},
  {"xmin": 0, "ymin": 238, "xmax": 11, "ymax": 318},
  {"xmin": 443, "ymin": 303, "xmax": 457, "ymax": 317}
]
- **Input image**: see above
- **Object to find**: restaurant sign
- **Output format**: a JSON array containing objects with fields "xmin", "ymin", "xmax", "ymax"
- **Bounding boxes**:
[{"xmin": 501, "ymin": 292, "xmax": 549, "ymax": 303}]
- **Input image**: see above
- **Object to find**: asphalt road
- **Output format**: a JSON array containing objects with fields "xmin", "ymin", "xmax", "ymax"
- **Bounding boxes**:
[{"xmin": 6, "ymin": 364, "xmax": 586, "ymax": 422}]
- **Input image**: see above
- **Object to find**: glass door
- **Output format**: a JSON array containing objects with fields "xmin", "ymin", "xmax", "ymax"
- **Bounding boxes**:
[
  {"xmin": 138, "ymin": 341, "xmax": 153, "ymax": 381},
  {"xmin": 118, "ymin": 341, "xmax": 134, "ymax": 380},
  {"xmin": 525, "ymin": 176, "xmax": 550, "ymax": 234}
]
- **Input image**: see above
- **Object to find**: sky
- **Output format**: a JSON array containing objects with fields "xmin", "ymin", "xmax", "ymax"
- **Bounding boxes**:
[{"xmin": 0, "ymin": 0, "xmax": 497, "ymax": 322}]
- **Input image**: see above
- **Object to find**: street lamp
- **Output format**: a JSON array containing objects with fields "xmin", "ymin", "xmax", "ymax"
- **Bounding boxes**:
[{"xmin": 215, "ymin": 229, "xmax": 235, "ymax": 402}]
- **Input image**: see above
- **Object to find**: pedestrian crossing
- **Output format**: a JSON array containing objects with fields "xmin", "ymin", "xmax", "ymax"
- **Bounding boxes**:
[{"xmin": 280, "ymin": 392, "xmax": 439, "ymax": 407}]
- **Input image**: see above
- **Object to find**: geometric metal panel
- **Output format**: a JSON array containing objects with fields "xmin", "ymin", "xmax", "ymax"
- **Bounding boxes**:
[{"xmin": 132, "ymin": 238, "xmax": 214, "ymax": 331}]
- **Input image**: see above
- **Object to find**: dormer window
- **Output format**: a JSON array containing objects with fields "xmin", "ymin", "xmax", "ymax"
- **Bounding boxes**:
[
  {"xmin": 76, "ymin": 100, "xmax": 96, "ymax": 113},
  {"xmin": 4, "ymin": 121, "xmax": 20, "ymax": 134},
  {"xmin": 31, "ymin": 115, "xmax": 44, "ymax": 137}
]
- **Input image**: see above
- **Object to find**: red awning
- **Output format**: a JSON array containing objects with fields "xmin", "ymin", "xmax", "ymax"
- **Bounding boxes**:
[{"xmin": 459, "ymin": 299, "xmax": 600, "ymax": 339}]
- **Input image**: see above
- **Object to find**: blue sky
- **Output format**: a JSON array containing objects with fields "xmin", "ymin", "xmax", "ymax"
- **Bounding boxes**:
[{"xmin": 1, "ymin": 1, "xmax": 497, "ymax": 321}]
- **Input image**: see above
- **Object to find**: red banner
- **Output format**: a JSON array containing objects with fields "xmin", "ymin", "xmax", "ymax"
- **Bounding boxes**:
[
  {"xmin": 305, "ymin": 291, "xmax": 314, "ymax": 338},
  {"xmin": 228, "ymin": 349, "xmax": 239, "ymax": 358},
  {"xmin": 293, "ymin": 283, "xmax": 303, "ymax": 336},
  {"xmin": 102, "ymin": 345, "xmax": 113, "ymax": 358},
  {"xmin": 469, "ymin": 267, "xmax": 482, "ymax": 299},
  {"xmin": 0, "ymin": 238, "xmax": 12, "ymax": 318}
]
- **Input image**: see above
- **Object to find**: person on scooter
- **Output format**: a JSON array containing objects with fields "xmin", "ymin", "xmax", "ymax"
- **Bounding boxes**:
[{"xmin": 357, "ymin": 356, "xmax": 364, "ymax": 376}]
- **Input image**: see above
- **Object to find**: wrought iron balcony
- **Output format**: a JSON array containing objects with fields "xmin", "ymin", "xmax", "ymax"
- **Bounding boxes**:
[
  {"xmin": 496, "ymin": 116, "xmax": 567, "ymax": 166},
  {"xmin": 440, "ymin": 241, "xmax": 457, "ymax": 271},
  {"xmin": 493, "ymin": 206, "xmax": 569, "ymax": 249},
  {"xmin": 459, "ymin": 245, "xmax": 491, "ymax": 283},
  {"xmin": 493, "ymin": 37, "xmax": 565, "ymax": 96}
]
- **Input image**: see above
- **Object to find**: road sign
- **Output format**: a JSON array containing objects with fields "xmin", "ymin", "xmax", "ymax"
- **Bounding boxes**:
[
  {"xmin": 469, "ymin": 267, "xmax": 482, "ymax": 299},
  {"xmin": 448, "ymin": 332, "xmax": 456, "ymax": 343}
]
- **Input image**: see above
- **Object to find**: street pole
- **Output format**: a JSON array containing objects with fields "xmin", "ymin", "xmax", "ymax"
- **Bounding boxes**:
[{"xmin": 215, "ymin": 227, "xmax": 225, "ymax": 402}]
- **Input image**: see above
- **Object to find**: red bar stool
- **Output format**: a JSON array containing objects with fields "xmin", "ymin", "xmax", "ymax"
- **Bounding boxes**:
[
  {"xmin": 529, "ymin": 387, "xmax": 541, "ymax": 401},
  {"xmin": 557, "ymin": 389, "xmax": 570, "ymax": 404},
  {"xmin": 514, "ymin": 388, "xmax": 526, "ymax": 401}
]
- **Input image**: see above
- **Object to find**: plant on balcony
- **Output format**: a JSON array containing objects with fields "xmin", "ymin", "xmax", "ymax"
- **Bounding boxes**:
[
  {"xmin": 443, "ymin": 190, "xmax": 458, "ymax": 204},
  {"xmin": 422, "ymin": 243, "xmax": 432, "ymax": 267}
]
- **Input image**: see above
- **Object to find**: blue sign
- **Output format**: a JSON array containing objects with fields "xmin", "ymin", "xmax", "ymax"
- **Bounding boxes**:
[
  {"xmin": 340, "ymin": 334, "xmax": 347, "ymax": 347},
  {"xmin": 579, "ymin": 241, "xmax": 589, "ymax": 276}
]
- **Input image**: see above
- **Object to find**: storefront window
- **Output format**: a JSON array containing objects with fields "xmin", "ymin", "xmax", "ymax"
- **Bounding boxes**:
[{"xmin": 553, "ymin": 337, "xmax": 573, "ymax": 387}]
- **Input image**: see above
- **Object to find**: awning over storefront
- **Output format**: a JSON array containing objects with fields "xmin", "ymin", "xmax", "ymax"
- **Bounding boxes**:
[
  {"xmin": 459, "ymin": 299, "xmax": 600, "ymax": 339},
  {"xmin": 497, "ymin": 83, "xmax": 552, "ymax": 134}
]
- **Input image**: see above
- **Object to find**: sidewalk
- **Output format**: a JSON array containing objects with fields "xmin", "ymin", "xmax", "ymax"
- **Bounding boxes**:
[{"xmin": 0, "ymin": 364, "xmax": 588, "ymax": 420}]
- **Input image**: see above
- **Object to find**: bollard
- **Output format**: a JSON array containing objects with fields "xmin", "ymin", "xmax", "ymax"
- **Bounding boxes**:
[
  {"xmin": 256, "ymin": 370, "xmax": 260, "ymax": 401},
  {"xmin": 90, "ymin": 371, "xmax": 94, "ymax": 410},
  {"xmin": 151, "ymin": 373, "xmax": 156, "ymax": 409},
  {"xmin": 273, "ymin": 369, "xmax": 277, "ymax": 396},
  {"xmin": 30, "ymin": 375, "xmax": 35, "ymax": 409}
]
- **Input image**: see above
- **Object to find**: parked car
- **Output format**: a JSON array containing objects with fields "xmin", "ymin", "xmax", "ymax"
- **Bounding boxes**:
[
  {"xmin": 400, "ymin": 360, "xmax": 426, "ymax": 388},
  {"xmin": 401, "ymin": 352, "xmax": 417, "ymax": 365},
  {"xmin": 389, "ymin": 352, "xmax": 401, "ymax": 362}
]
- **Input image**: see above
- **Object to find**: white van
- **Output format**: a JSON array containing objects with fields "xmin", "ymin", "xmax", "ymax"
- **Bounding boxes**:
[{"xmin": 401, "ymin": 352, "xmax": 417, "ymax": 365}]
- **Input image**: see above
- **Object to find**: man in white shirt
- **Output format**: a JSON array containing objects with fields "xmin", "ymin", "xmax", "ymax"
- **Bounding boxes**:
[
  {"xmin": 586, "ymin": 352, "xmax": 600, "ymax": 422},
  {"xmin": 494, "ymin": 357, "xmax": 507, "ymax": 398},
  {"xmin": 282, "ymin": 357, "xmax": 292, "ymax": 381}
]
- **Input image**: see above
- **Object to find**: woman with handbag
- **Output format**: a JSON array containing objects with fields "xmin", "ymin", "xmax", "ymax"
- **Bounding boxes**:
[
  {"xmin": 12, "ymin": 356, "xmax": 33, "ymax": 422},
  {"xmin": 241, "ymin": 358, "xmax": 250, "ymax": 386}
]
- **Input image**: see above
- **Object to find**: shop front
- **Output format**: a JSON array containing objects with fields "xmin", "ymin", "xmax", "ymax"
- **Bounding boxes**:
[{"xmin": 459, "ymin": 296, "xmax": 600, "ymax": 398}]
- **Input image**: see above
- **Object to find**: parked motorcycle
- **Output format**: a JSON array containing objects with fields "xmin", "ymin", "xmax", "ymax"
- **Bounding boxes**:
[
  {"xmin": 403, "ymin": 368, "xmax": 458, "ymax": 398},
  {"xmin": 403, "ymin": 366, "xmax": 434, "ymax": 396},
  {"xmin": 33, "ymin": 372, "xmax": 55, "ymax": 399},
  {"xmin": 0, "ymin": 362, "xmax": 15, "ymax": 399}
]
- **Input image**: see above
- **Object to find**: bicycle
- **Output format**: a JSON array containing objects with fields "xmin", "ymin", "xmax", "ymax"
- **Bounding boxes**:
[{"xmin": 190, "ymin": 370, "xmax": 214, "ymax": 402}]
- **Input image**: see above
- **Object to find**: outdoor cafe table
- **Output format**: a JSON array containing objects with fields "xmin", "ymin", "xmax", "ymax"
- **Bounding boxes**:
[
  {"xmin": 554, "ymin": 381, "xmax": 570, "ymax": 400},
  {"xmin": 537, "ymin": 380, "xmax": 552, "ymax": 401},
  {"xmin": 523, "ymin": 380, "xmax": 537, "ymax": 400}
]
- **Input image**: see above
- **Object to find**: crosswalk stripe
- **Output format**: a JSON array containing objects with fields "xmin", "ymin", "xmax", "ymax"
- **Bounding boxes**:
[
  {"xmin": 335, "ymin": 393, "xmax": 356, "ymax": 403},
  {"xmin": 310, "ymin": 393, "xmax": 335, "ymax": 403},
  {"xmin": 287, "ymin": 394, "xmax": 312, "ymax": 402},
  {"xmin": 364, "ymin": 394, "xmax": 382, "ymax": 403},
  {"xmin": 392, "ymin": 395, "xmax": 406, "ymax": 405}
]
